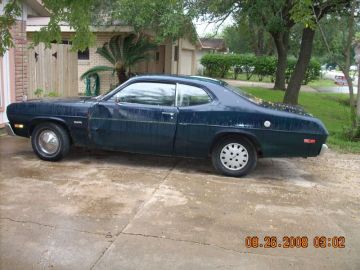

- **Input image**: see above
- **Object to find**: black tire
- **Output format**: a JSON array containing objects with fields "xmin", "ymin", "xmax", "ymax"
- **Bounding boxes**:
[
  {"xmin": 31, "ymin": 122, "xmax": 70, "ymax": 161},
  {"xmin": 211, "ymin": 136, "xmax": 257, "ymax": 177}
]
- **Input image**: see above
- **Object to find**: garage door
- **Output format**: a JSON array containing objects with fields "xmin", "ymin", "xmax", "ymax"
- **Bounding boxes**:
[{"xmin": 181, "ymin": 50, "xmax": 194, "ymax": 75}]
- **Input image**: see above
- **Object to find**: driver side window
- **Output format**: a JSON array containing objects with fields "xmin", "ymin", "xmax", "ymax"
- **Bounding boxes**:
[{"xmin": 113, "ymin": 82, "xmax": 176, "ymax": 106}]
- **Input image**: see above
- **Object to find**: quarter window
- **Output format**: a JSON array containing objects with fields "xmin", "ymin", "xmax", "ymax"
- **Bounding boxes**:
[
  {"xmin": 177, "ymin": 84, "xmax": 212, "ymax": 106},
  {"xmin": 114, "ymin": 82, "xmax": 176, "ymax": 106}
]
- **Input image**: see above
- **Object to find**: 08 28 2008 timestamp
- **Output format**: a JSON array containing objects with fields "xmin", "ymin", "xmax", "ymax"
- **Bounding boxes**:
[{"xmin": 245, "ymin": 236, "xmax": 345, "ymax": 249}]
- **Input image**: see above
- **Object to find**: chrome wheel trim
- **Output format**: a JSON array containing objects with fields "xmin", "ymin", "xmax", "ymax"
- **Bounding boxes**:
[
  {"xmin": 220, "ymin": 143, "xmax": 249, "ymax": 171},
  {"xmin": 38, "ymin": 130, "xmax": 60, "ymax": 155}
]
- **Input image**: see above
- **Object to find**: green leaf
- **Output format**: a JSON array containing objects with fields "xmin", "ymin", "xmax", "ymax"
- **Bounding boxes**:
[{"xmin": 80, "ymin": 65, "xmax": 114, "ymax": 80}]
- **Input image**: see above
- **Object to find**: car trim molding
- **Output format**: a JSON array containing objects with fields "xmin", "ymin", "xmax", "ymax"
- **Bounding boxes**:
[{"xmin": 89, "ymin": 117, "xmax": 176, "ymax": 125}]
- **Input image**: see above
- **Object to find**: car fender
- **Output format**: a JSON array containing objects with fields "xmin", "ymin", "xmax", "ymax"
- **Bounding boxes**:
[
  {"xmin": 29, "ymin": 116, "xmax": 72, "ymax": 138},
  {"xmin": 210, "ymin": 129, "xmax": 262, "ymax": 155}
]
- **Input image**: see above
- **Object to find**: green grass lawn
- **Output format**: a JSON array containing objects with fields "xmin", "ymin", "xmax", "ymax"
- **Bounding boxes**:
[
  {"xmin": 239, "ymin": 87, "xmax": 360, "ymax": 153},
  {"xmin": 308, "ymin": 78, "xmax": 336, "ymax": 88},
  {"xmin": 226, "ymin": 72, "xmax": 274, "ymax": 83}
]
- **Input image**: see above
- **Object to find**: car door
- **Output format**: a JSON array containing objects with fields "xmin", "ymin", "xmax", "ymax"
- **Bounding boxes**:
[
  {"xmin": 174, "ymin": 83, "xmax": 214, "ymax": 157},
  {"xmin": 89, "ymin": 81, "xmax": 178, "ymax": 155}
]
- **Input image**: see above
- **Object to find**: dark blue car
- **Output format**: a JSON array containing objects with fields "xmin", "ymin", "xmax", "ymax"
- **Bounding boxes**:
[{"xmin": 6, "ymin": 75, "xmax": 328, "ymax": 177}]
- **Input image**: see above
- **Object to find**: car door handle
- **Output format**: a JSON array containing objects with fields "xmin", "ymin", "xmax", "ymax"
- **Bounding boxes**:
[{"xmin": 162, "ymin": 112, "xmax": 175, "ymax": 116}]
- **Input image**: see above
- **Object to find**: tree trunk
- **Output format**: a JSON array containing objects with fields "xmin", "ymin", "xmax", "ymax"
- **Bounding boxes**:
[
  {"xmin": 117, "ymin": 68, "xmax": 127, "ymax": 85},
  {"xmin": 257, "ymin": 27, "xmax": 265, "ymax": 56},
  {"xmin": 342, "ymin": 67, "xmax": 355, "ymax": 106},
  {"xmin": 249, "ymin": 22, "xmax": 263, "ymax": 56},
  {"xmin": 357, "ymin": 63, "xmax": 360, "ymax": 119},
  {"xmin": 341, "ymin": 67, "xmax": 357, "ymax": 127},
  {"xmin": 284, "ymin": 27, "xmax": 315, "ymax": 105},
  {"xmin": 272, "ymin": 32, "xmax": 289, "ymax": 91}
]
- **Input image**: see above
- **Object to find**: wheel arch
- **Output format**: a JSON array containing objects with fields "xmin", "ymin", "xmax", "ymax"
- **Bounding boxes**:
[
  {"xmin": 209, "ymin": 130, "xmax": 262, "ymax": 157},
  {"xmin": 29, "ymin": 117, "xmax": 73, "ymax": 143}
]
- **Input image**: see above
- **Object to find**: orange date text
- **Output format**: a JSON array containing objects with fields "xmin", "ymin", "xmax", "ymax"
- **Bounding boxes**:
[{"xmin": 245, "ymin": 236, "xmax": 345, "ymax": 248}]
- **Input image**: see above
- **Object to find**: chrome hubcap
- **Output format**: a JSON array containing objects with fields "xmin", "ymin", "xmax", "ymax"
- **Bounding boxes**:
[
  {"xmin": 220, "ymin": 143, "xmax": 249, "ymax": 171},
  {"xmin": 38, "ymin": 130, "xmax": 59, "ymax": 155}
]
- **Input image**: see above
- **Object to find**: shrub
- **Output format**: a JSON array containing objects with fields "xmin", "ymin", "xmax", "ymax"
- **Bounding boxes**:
[
  {"xmin": 200, "ymin": 54, "xmax": 235, "ymax": 78},
  {"xmin": 253, "ymin": 56, "xmax": 277, "ymax": 81},
  {"xmin": 235, "ymin": 54, "xmax": 256, "ymax": 80},
  {"xmin": 46, "ymin": 91, "xmax": 59, "ymax": 97},
  {"xmin": 304, "ymin": 60, "xmax": 321, "ymax": 84},
  {"xmin": 34, "ymin": 88, "xmax": 44, "ymax": 98},
  {"xmin": 200, "ymin": 53, "xmax": 321, "ymax": 84},
  {"xmin": 286, "ymin": 58, "xmax": 321, "ymax": 85},
  {"xmin": 285, "ymin": 58, "xmax": 297, "ymax": 83}
]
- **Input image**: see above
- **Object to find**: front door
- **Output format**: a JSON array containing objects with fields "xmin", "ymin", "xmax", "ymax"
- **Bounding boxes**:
[{"xmin": 89, "ymin": 82, "xmax": 178, "ymax": 155}]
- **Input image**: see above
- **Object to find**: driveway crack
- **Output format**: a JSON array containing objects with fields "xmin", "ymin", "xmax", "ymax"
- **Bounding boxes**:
[
  {"xmin": 89, "ymin": 160, "xmax": 179, "ymax": 270},
  {"xmin": 119, "ymin": 232, "xmax": 307, "ymax": 260},
  {"xmin": 0, "ymin": 217, "xmax": 106, "ymax": 236},
  {"xmin": 0, "ymin": 217, "xmax": 55, "ymax": 229}
]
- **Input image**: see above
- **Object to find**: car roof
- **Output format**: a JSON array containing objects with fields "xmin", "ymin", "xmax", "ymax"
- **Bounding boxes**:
[{"xmin": 130, "ymin": 74, "xmax": 228, "ymax": 87}]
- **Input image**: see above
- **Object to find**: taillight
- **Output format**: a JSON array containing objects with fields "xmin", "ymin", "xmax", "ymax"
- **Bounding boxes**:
[{"xmin": 304, "ymin": 139, "xmax": 316, "ymax": 144}]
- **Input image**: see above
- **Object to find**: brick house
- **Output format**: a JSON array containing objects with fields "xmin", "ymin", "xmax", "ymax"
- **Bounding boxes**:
[{"xmin": 0, "ymin": 0, "xmax": 49, "ymax": 126}]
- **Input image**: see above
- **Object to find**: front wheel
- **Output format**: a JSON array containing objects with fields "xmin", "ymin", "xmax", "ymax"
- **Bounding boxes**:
[
  {"xmin": 211, "ymin": 137, "xmax": 257, "ymax": 177},
  {"xmin": 31, "ymin": 122, "xmax": 70, "ymax": 161}
]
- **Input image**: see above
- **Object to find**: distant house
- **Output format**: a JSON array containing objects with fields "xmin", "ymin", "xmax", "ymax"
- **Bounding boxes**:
[
  {"xmin": 0, "ymin": 0, "xmax": 202, "ymax": 125},
  {"xmin": 199, "ymin": 38, "xmax": 228, "ymax": 53},
  {"xmin": 195, "ymin": 38, "xmax": 228, "ymax": 75}
]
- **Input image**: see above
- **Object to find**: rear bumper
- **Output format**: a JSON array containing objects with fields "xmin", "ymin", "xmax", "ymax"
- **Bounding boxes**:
[
  {"xmin": 5, "ymin": 123, "xmax": 15, "ymax": 136},
  {"xmin": 319, "ymin": 144, "xmax": 328, "ymax": 156}
]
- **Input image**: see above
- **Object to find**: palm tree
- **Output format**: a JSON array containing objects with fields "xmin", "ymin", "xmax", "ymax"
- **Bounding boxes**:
[{"xmin": 81, "ymin": 34, "xmax": 157, "ymax": 85}]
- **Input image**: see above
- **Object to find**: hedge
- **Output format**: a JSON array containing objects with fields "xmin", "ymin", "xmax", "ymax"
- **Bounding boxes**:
[{"xmin": 200, "ymin": 53, "xmax": 321, "ymax": 85}]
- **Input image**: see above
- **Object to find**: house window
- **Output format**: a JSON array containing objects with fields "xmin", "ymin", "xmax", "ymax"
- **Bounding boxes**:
[
  {"xmin": 78, "ymin": 48, "xmax": 90, "ymax": 60},
  {"xmin": 174, "ymin": 46, "xmax": 179, "ymax": 61},
  {"xmin": 51, "ymin": 40, "xmax": 72, "ymax": 45}
]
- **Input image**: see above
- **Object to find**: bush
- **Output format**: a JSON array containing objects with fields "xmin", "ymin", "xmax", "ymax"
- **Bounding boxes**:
[
  {"xmin": 285, "ymin": 58, "xmax": 297, "ymax": 83},
  {"xmin": 286, "ymin": 58, "xmax": 321, "ymax": 85},
  {"xmin": 200, "ymin": 54, "xmax": 235, "ymax": 78},
  {"xmin": 304, "ymin": 60, "xmax": 321, "ymax": 84},
  {"xmin": 235, "ymin": 54, "xmax": 256, "ymax": 80},
  {"xmin": 200, "ymin": 53, "xmax": 321, "ymax": 84},
  {"xmin": 253, "ymin": 56, "xmax": 277, "ymax": 82}
]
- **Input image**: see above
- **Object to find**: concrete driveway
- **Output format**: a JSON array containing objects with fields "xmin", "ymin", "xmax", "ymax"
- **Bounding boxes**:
[{"xmin": 0, "ymin": 136, "xmax": 359, "ymax": 270}]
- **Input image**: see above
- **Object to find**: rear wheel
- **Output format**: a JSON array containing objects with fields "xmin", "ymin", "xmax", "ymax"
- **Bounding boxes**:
[
  {"xmin": 31, "ymin": 122, "xmax": 70, "ymax": 161},
  {"xmin": 211, "ymin": 137, "xmax": 257, "ymax": 177}
]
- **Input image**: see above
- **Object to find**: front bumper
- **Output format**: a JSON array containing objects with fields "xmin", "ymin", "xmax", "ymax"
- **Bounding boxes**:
[
  {"xmin": 319, "ymin": 144, "xmax": 328, "ymax": 156},
  {"xmin": 5, "ymin": 123, "xmax": 15, "ymax": 136}
]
